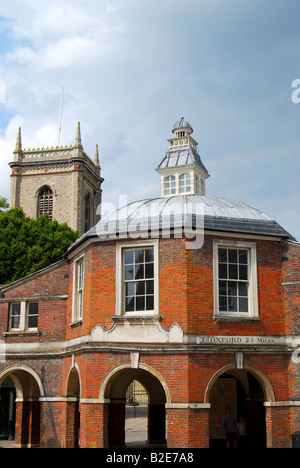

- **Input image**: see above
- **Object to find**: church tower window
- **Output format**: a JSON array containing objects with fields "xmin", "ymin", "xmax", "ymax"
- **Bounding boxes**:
[
  {"xmin": 38, "ymin": 187, "xmax": 53, "ymax": 221},
  {"xmin": 85, "ymin": 193, "xmax": 92, "ymax": 232}
]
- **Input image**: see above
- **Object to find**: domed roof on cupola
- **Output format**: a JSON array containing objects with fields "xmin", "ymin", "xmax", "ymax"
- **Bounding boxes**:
[{"xmin": 172, "ymin": 117, "xmax": 193, "ymax": 133}]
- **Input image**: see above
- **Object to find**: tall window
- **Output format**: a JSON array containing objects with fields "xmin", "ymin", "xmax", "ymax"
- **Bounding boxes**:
[
  {"xmin": 164, "ymin": 176, "xmax": 176, "ymax": 196},
  {"xmin": 27, "ymin": 302, "xmax": 39, "ymax": 329},
  {"xmin": 85, "ymin": 193, "xmax": 92, "ymax": 232},
  {"xmin": 9, "ymin": 303, "xmax": 21, "ymax": 330},
  {"xmin": 213, "ymin": 241, "xmax": 258, "ymax": 319},
  {"xmin": 123, "ymin": 247, "xmax": 154, "ymax": 313},
  {"xmin": 218, "ymin": 248, "xmax": 249, "ymax": 314},
  {"xmin": 38, "ymin": 186, "xmax": 53, "ymax": 221},
  {"xmin": 179, "ymin": 173, "xmax": 191, "ymax": 193},
  {"xmin": 73, "ymin": 257, "xmax": 84, "ymax": 322}
]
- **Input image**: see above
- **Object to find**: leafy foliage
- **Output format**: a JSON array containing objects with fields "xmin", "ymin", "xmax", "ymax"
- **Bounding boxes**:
[
  {"xmin": 0, "ymin": 208, "xmax": 79, "ymax": 284},
  {"xmin": 0, "ymin": 196, "xmax": 9, "ymax": 211}
]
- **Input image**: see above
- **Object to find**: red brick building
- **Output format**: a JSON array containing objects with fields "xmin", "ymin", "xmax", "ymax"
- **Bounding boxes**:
[{"xmin": 0, "ymin": 118, "xmax": 299, "ymax": 448}]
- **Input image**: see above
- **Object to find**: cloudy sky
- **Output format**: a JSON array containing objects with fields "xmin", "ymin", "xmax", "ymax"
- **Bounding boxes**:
[{"xmin": 0, "ymin": 0, "xmax": 299, "ymax": 240}]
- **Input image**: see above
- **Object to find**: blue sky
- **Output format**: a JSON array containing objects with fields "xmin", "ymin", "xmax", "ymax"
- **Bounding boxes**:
[{"xmin": 0, "ymin": 0, "xmax": 299, "ymax": 240}]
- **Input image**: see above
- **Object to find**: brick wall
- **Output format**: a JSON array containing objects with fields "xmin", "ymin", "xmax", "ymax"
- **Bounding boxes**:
[{"xmin": 0, "ymin": 261, "xmax": 69, "ymax": 342}]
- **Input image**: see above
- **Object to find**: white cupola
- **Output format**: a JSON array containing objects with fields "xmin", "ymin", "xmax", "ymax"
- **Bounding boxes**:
[{"xmin": 156, "ymin": 118, "xmax": 210, "ymax": 197}]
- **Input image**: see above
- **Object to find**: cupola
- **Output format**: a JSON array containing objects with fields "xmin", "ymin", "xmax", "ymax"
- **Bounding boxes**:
[{"xmin": 156, "ymin": 118, "xmax": 210, "ymax": 197}]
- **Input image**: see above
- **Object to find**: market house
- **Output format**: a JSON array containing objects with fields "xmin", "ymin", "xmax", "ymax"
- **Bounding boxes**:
[{"xmin": 0, "ymin": 118, "xmax": 299, "ymax": 448}]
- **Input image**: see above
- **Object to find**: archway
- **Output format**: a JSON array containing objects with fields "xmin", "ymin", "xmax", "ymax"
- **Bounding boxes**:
[
  {"xmin": 101, "ymin": 364, "xmax": 170, "ymax": 448},
  {"xmin": 0, "ymin": 377, "xmax": 16, "ymax": 441},
  {"xmin": 206, "ymin": 365, "xmax": 271, "ymax": 448},
  {"xmin": 0, "ymin": 367, "xmax": 44, "ymax": 448},
  {"xmin": 65, "ymin": 366, "xmax": 81, "ymax": 448}
]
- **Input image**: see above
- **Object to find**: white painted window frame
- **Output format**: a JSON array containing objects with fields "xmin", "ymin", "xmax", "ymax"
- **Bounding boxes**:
[
  {"xmin": 116, "ymin": 239, "xmax": 159, "ymax": 317},
  {"xmin": 213, "ymin": 239, "xmax": 259, "ymax": 320},
  {"xmin": 72, "ymin": 254, "xmax": 85, "ymax": 322},
  {"xmin": 9, "ymin": 301, "xmax": 39, "ymax": 331}
]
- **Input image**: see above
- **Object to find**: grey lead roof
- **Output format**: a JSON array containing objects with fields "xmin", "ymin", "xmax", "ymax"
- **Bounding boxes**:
[
  {"xmin": 67, "ymin": 195, "xmax": 295, "ymax": 254},
  {"xmin": 157, "ymin": 147, "xmax": 209, "ymax": 175}
]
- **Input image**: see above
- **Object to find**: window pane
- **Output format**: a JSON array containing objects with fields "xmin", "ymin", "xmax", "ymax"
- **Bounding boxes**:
[
  {"xmin": 146, "ymin": 280, "xmax": 154, "ymax": 294},
  {"xmin": 145, "ymin": 248, "xmax": 154, "ymax": 263},
  {"xmin": 125, "ymin": 265, "xmax": 134, "ymax": 281},
  {"xmin": 239, "ymin": 265, "xmax": 248, "ymax": 280},
  {"xmin": 146, "ymin": 295, "xmax": 154, "ymax": 310},
  {"xmin": 239, "ymin": 250, "xmax": 248, "ymax": 264},
  {"xmin": 219, "ymin": 281, "xmax": 227, "ymax": 296},
  {"xmin": 228, "ymin": 281, "xmax": 237, "ymax": 296},
  {"xmin": 228, "ymin": 249, "xmax": 238, "ymax": 263},
  {"xmin": 145, "ymin": 263, "xmax": 154, "ymax": 278},
  {"xmin": 136, "ymin": 281, "xmax": 145, "ymax": 296},
  {"xmin": 28, "ymin": 302, "xmax": 38, "ymax": 315},
  {"xmin": 136, "ymin": 296, "xmax": 145, "ymax": 311},
  {"xmin": 219, "ymin": 263, "xmax": 227, "ymax": 279},
  {"xmin": 135, "ymin": 250, "xmax": 144, "ymax": 263},
  {"xmin": 219, "ymin": 297, "xmax": 228, "ymax": 311},
  {"xmin": 125, "ymin": 250, "xmax": 134, "ymax": 265},
  {"xmin": 126, "ymin": 282, "xmax": 135, "ymax": 297},
  {"xmin": 218, "ymin": 249, "xmax": 227, "ymax": 263},
  {"xmin": 125, "ymin": 297, "xmax": 134, "ymax": 312},
  {"xmin": 28, "ymin": 315, "xmax": 38, "ymax": 329},
  {"xmin": 228, "ymin": 296, "xmax": 237, "ymax": 312},
  {"xmin": 135, "ymin": 264, "xmax": 144, "ymax": 280},
  {"xmin": 11, "ymin": 303, "xmax": 20, "ymax": 315},
  {"xmin": 229, "ymin": 264, "xmax": 238, "ymax": 279},
  {"xmin": 239, "ymin": 298, "xmax": 248, "ymax": 313},
  {"xmin": 238, "ymin": 283, "xmax": 248, "ymax": 297}
]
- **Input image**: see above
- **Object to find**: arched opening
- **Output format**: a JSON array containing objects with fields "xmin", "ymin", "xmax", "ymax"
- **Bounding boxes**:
[
  {"xmin": 102, "ymin": 365, "xmax": 169, "ymax": 448},
  {"xmin": 37, "ymin": 186, "xmax": 54, "ymax": 221},
  {"xmin": 84, "ymin": 193, "xmax": 92, "ymax": 232},
  {"xmin": 66, "ymin": 366, "xmax": 81, "ymax": 448},
  {"xmin": 0, "ymin": 377, "xmax": 16, "ymax": 441},
  {"xmin": 206, "ymin": 366, "xmax": 270, "ymax": 448},
  {"xmin": 125, "ymin": 380, "xmax": 149, "ymax": 446},
  {"xmin": 0, "ymin": 367, "xmax": 43, "ymax": 448}
]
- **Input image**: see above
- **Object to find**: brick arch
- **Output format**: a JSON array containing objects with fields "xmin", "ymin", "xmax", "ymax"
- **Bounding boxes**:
[
  {"xmin": 204, "ymin": 363, "xmax": 275, "ymax": 404},
  {"xmin": 99, "ymin": 362, "xmax": 171, "ymax": 404},
  {"xmin": 65, "ymin": 364, "xmax": 81, "ymax": 397},
  {"xmin": 99, "ymin": 363, "xmax": 170, "ymax": 447},
  {"xmin": 0, "ymin": 365, "xmax": 44, "ymax": 399},
  {"xmin": 0, "ymin": 366, "xmax": 43, "ymax": 447}
]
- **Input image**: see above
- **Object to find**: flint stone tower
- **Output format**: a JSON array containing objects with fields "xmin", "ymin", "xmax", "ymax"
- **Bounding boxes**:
[{"xmin": 9, "ymin": 122, "xmax": 104, "ymax": 235}]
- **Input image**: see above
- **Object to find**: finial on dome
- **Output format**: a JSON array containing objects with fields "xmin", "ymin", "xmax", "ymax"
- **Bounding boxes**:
[{"xmin": 172, "ymin": 117, "xmax": 193, "ymax": 134}]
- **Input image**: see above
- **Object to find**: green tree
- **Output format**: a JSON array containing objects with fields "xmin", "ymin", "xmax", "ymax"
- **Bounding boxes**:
[
  {"xmin": 0, "ymin": 196, "xmax": 9, "ymax": 211},
  {"xmin": 0, "ymin": 208, "xmax": 79, "ymax": 284}
]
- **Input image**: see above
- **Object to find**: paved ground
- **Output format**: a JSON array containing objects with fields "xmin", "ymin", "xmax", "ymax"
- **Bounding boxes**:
[
  {"xmin": 126, "ymin": 416, "xmax": 154, "ymax": 447},
  {"xmin": 0, "ymin": 439, "xmax": 14, "ymax": 449},
  {"xmin": 0, "ymin": 417, "xmax": 166, "ymax": 448}
]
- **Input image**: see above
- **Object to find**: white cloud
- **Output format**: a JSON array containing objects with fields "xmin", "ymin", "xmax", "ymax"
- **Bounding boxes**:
[{"xmin": 0, "ymin": 0, "xmax": 299, "ymax": 241}]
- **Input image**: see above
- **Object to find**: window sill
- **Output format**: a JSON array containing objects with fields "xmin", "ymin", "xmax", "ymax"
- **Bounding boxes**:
[
  {"xmin": 3, "ymin": 329, "xmax": 40, "ymax": 337},
  {"xmin": 213, "ymin": 315, "xmax": 260, "ymax": 324},
  {"xmin": 69, "ymin": 320, "xmax": 82, "ymax": 329},
  {"xmin": 111, "ymin": 315, "xmax": 163, "ymax": 323}
]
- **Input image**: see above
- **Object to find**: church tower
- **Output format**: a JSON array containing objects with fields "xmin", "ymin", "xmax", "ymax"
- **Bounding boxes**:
[
  {"xmin": 9, "ymin": 122, "xmax": 104, "ymax": 235},
  {"xmin": 156, "ymin": 117, "xmax": 209, "ymax": 197}
]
